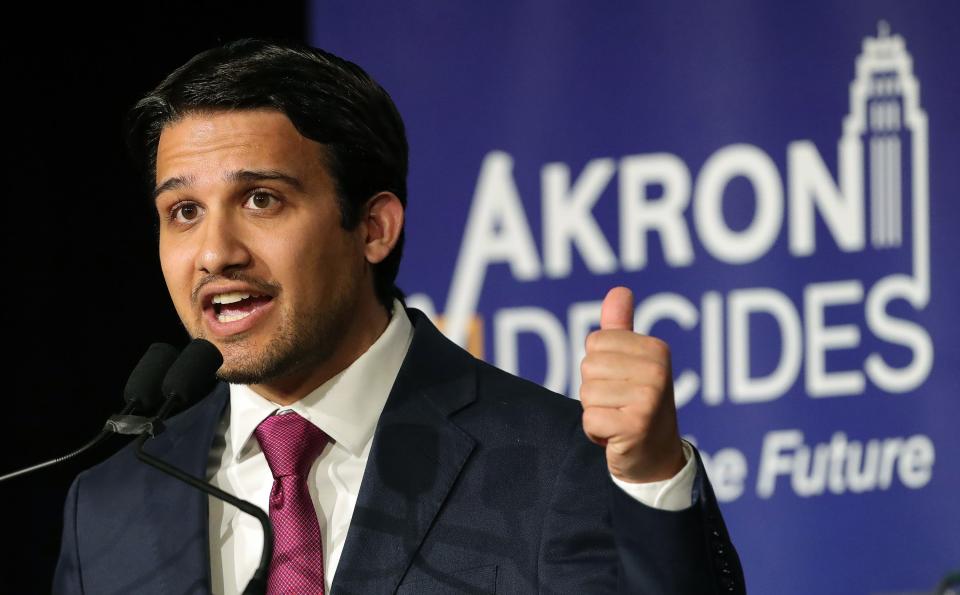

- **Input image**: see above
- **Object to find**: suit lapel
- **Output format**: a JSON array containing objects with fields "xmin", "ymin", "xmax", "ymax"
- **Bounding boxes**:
[
  {"xmin": 139, "ymin": 384, "xmax": 229, "ymax": 594},
  {"xmin": 332, "ymin": 311, "xmax": 478, "ymax": 594}
]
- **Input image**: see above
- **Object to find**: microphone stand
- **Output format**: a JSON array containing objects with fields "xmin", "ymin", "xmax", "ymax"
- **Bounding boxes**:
[
  {"xmin": 0, "ymin": 402, "xmax": 140, "ymax": 483},
  {"xmin": 0, "ymin": 342, "xmax": 180, "ymax": 484},
  {"xmin": 135, "ymin": 398, "xmax": 273, "ymax": 595}
]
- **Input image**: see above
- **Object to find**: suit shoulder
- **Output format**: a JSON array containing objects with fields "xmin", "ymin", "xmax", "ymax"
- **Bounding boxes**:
[
  {"xmin": 404, "ymin": 308, "xmax": 582, "ymax": 433},
  {"xmin": 468, "ymin": 356, "xmax": 583, "ymax": 437},
  {"xmin": 475, "ymin": 357, "xmax": 579, "ymax": 412}
]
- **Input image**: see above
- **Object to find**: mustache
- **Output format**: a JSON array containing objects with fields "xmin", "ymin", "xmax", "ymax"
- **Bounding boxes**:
[{"xmin": 191, "ymin": 271, "xmax": 281, "ymax": 305}]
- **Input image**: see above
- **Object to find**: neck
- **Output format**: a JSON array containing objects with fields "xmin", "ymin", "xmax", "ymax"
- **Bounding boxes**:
[{"xmin": 251, "ymin": 298, "xmax": 392, "ymax": 406}]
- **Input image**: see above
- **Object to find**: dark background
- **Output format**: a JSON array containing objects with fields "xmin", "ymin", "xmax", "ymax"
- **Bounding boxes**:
[{"xmin": 0, "ymin": 3, "xmax": 306, "ymax": 591}]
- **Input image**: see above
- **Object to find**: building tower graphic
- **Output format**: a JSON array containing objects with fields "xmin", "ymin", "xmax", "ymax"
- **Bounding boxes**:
[{"xmin": 842, "ymin": 22, "xmax": 930, "ymax": 305}]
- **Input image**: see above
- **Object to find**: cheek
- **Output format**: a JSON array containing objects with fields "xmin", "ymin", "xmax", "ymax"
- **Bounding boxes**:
[
  {"xmin": 273, "ymin": 240, "xmax": 321, "ymax": 294},
  {"xmin": 271, "ymin": 223, "xmax": 326, "ymax": 264},
  {"xmin": 273, "ymin": 234, "xmax": 347, "ymax": 299},
  {"xmin": 158, "ymin": 241, "xmax": 195, "ymax": 306}
]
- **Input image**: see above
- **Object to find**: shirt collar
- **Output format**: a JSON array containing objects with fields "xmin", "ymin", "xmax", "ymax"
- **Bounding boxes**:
[{"xmin": 227, "ymin": 300, "xmax": 413, "ymax": 460}]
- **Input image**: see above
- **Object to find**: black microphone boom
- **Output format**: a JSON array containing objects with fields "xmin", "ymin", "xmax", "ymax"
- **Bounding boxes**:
[{"xmin": 0, "ymin": 343, "xmax": 180, "ymax": 484}]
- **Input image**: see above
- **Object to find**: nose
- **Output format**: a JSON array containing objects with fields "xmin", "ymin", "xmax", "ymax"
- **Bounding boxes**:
[{"xmin": 196, "ymin": 209, "xmax": 251, "ymax": 275}]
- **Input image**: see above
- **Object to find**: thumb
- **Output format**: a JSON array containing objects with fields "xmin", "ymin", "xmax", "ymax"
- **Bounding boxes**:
[{"xmin": 600, "ymin": 286, "xmax": 634, "ymax": 331}]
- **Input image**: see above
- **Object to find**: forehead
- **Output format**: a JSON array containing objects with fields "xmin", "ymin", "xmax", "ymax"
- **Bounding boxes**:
[{"xmin": 155, "ymin": 110, "xmax": 323, "ymax": 182}]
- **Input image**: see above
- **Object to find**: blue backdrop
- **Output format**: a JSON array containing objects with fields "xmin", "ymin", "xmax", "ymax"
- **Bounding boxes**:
[{"xmin": 310, "ymin": 3, "xmax": 960, "ymax": 593}]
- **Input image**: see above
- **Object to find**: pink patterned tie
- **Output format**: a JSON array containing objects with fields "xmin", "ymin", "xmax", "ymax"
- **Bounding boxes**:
[{"xmin": 254, "ymin": 412, "xmax": 330, "ymax": 594}]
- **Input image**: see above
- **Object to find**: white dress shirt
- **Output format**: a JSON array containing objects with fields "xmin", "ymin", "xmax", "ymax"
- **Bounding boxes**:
[{"xmin": 206, "ymin": 302, "xmax": 696, "ymax": 594}]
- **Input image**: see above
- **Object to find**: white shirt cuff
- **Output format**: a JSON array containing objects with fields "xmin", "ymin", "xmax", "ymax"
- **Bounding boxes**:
[{"xmin": 609, "ymin": 440, "xmax": 695, "ymax": 511}]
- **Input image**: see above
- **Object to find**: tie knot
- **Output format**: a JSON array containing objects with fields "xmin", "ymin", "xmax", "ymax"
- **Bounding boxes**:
[{"xmin": 254, "ymin": 412, "xmax": 330, "ymax": 478}]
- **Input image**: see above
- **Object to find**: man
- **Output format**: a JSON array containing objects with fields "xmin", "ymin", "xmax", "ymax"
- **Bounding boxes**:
[{"xmin": 54, "ymin": 39, "xmax": 744, "ymax": 594}]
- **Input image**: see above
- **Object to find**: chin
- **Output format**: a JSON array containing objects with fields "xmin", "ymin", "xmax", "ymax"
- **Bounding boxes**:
[{"xmin": 215, "ymin": 358, "xmax": 267, "ymax": 385}]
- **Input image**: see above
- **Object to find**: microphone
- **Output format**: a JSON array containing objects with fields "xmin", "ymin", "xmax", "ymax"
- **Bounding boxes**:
[
  {"xmin": 104, "ymin": 343, "xmax": 181, "ymax": 435},
  {"xmin": 134, "ymin": 339, "xmax": 273, "ymax": 595},
  {"xmin": 123, "ymin": 343, "xmax": 180, "ymax": 412},
  {"xmin": 126, "ymin": 343, "xmax": 181, "ymax": 410},
  {"xmin": 0, "ymin": 342, "xmax": 180, "ymax": 484},
  {"xmin": 146, "ymin": 338, "xmax": 224, "ymax": 431}
]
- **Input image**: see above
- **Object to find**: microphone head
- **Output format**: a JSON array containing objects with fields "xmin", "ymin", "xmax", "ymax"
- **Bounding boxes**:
[
  {"xmin": 161, "ymin": 339, "xmax": 223, "ymax": 407},
  {"xmin": 123, "ymin": 343, "xmax": 180, "ymax": 414}
]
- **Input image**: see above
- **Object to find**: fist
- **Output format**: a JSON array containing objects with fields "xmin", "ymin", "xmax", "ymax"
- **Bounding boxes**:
[{"xmin": 580, "ymin": 287, "xmax": 686, "ymax": 483}]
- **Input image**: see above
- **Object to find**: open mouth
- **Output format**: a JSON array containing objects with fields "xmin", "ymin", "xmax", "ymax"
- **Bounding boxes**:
[{"xmin": 211, "ymin": 291, "xmax": 274, "ymax": 323}]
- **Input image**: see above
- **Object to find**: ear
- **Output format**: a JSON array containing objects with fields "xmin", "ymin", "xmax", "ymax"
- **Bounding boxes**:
[{"xmin": 362, "ymin": 191, "xmax": 404, "ymax": 265}]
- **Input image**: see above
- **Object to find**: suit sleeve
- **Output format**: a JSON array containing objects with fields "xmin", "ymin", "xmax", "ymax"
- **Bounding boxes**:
[
  {"xmin": 539, "ymin": 418, "xmax": 745, "ymax": 594},
  {"xmin": 611, "ymin": 446, "xmax": 745, "ymax": 594},
  {"xmin": 52, "ymin": 476, "xmax": 85, "ymax": 595}
]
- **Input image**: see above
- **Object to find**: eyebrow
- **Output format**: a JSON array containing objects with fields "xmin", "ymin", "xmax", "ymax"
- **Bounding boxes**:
[
  {"xmin": 153, "ymin": 175, "xmax": 193, "ymax": 201},
  {"xmin": 152, "ymin": 169, "xmax": 305, "ymax": 201}
]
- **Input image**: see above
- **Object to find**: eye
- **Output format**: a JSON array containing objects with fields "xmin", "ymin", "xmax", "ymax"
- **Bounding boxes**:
[
  {"xmin": 170, "ymin": 202, "xmax": 203, "ymax": 224},
  {"xmin": 245, "ymin": 191, "xmax": 279, "ymax": 210}
]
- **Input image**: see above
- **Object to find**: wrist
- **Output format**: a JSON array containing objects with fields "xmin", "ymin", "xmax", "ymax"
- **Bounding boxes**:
[{"xmin": 613, "ymin": 439, "xmax": 686, "ymax": 484}]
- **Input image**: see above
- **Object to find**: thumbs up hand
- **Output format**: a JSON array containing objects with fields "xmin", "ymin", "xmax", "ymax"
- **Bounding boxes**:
[{"xmin": 580, "ymin": 287, "xmax": 686, "ymax": 483}]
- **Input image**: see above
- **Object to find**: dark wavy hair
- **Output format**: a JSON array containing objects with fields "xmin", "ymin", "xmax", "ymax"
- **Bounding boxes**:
[{"xmin": 126, "ymin": 38, "xmax": 408, "ymax": 308}]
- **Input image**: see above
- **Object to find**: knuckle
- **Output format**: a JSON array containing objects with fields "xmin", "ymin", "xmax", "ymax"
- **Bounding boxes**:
[
  {"xmin": 585, "ymin": 329, "xmax": 603, "ymax": 352},
  {"xmin": 579, "ymin": 382, "xmax": 595, "ymax": 405},
  {"xmin": 581, "ymin": 353, "xmax": 607, "ymax": 379},
  {"xmin": 645, "ymin": 336, "xmax": 671, "ymax": 358},
  {"xmin": 580, "ymin": 356, "xmax": 594, "ymax": 379},
  {"xmin": 582, "ymin": 406, "xmax": 602, "ymax": 429}
]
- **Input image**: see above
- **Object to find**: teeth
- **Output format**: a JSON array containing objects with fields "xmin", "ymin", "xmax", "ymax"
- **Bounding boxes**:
[
  {"xmin": 213, "ymin": 292, "xmax": 262, "ymax": 305},
  {"xmin": 217, "ymin": 311, "xmax": 252, "ymax": 323}
]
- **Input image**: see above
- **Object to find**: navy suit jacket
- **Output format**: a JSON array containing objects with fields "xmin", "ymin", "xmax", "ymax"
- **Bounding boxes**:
[{"xmin": 54, "ymin": 310, "xmax": 744, "ymax": 594}]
